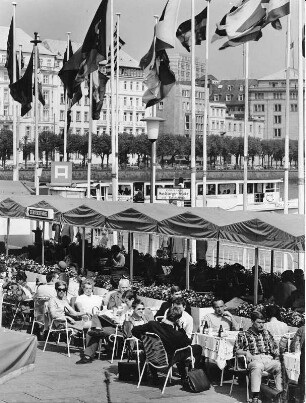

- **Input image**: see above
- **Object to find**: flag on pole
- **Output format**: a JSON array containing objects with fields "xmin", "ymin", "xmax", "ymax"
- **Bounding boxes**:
[
  {"xmin": 211, "ymin": 6, "xmax": 238, "ymax": 43},
  {"xmin": 104, "ymin": 25, "xmax": 125, "ymax": 77},
  {"xmin": 75, "ymin": 0, "xmax": 109, "ymax": 84},
  {"xmin": 142, "ymin": 49, "xmax": 175, "ymax": 108},
  {"xmin": 5, "ymin": 18, "xmax": 15, "ymax": 84},
  {"xmin": 33, "ymin": 46, "xmax": 45, "ymax": 106},
  {"xmin": 9, "ymin": 51, "xmax": 33, "ymax": 116},
  {"xmin": 155, "ymin": 0, "xmax": 181, "ymax": 51},
  {"xmin": 58, "ymin": 47, "xmax": 83, "ymax": 104},
  {"xmin": 176, "ymin": 6, "xmax": 207, "ymax": 52},
  {"xmin": 261, "ymin": 0, "xmax": 290, "ymax": 28},
  {"xmin": 139, "ymin": 34, "xmax": 155, "ymax": 71},
  {"xmin": 219, "ymin": 25, "xmax": 263, "ymax": 49},
  {"xmin": 303, "ymin": 25, "xmax": 305, "ymax": 58}
]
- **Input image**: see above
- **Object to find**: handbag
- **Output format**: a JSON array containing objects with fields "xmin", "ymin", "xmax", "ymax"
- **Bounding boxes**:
[
  {"xmin": 260, "ymin": 383, "xmax": 282, "ymax": 400},
  {"xmin": 117, "ymin": 362, "xmax": 147, "ymax": 382},
  {"xmin": 185, "ymin": 368, "xmax": 210, "ymax": 393}
]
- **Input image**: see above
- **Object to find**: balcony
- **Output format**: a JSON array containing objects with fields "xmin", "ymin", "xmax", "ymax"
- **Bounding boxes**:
[{"xmin": 0, "ymin": 115, "xmax": 13, "ymax": 122}]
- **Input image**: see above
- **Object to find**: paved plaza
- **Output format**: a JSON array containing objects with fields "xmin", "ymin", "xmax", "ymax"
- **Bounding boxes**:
[{"xmin": 0, "ymin": 339, "xmax": 246, "ymax": 403}]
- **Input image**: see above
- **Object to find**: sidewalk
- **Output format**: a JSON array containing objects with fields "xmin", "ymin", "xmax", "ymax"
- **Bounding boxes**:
[{"xmin": 0, "ymin": 341, "xmax": 246, "ymax": 403}]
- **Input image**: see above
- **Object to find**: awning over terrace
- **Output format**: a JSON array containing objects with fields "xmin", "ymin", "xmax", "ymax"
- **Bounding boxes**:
[{"xmin": 0, "ymin": 195, "xmax": 304, "ymax": 252}]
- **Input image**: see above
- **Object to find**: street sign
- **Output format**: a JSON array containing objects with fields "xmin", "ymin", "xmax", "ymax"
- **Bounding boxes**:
[
  {"xmin": 26, "ymin": 207, "xmax": 54, "ymax": 220},
  {"xmin": 51, "ymin": 162, "xmax": 72, "ymax": 186},
  {"xmin": 156, "ymin": 187, "xmax": 191, "ymax": 201}
]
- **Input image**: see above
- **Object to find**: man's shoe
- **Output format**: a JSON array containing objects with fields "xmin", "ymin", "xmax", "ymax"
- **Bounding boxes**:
[
  {"xmin": 76, "ymin": 356, "xmax": 93, "ymax": 364},
  {"xmin": 87, "ymin": 329, "xmax": 105, "ymax": 338},
  {"xmin": 251, "ymin": 398, "xmax": 261, "ymax": 403}
]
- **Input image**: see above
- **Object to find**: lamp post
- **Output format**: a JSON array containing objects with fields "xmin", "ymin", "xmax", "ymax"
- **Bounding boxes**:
[{"xmin": 141, "ymin": 117, "xmax": 165, "ymax": 203}]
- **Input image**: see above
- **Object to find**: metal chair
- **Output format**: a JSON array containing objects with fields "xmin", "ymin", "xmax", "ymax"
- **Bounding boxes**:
[
  {"xmin": 30, "ymin": 297, "xmax": 49, "ymax": 335},
  {"xmin": 109, "ymin": 324, "xmax": 124, "ymax": 363},
  {"xmin": 137, "ymin": 332, "xmax": 194, "ymax": 394},
  {"xmin": 120, "ymin": 336, "xmax": 141, "ymax": 376}
]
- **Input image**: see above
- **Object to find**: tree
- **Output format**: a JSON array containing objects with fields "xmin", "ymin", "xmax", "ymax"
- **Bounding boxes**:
[
  {"xmin": 289, "ymin": 140, "xmax": 298, "ymax": 167},
  {"xmin": 39, "ymin": 131, "xmax": 60, "ymax": 166},
  {"xmin": 261, "ymin": 139, "xmax": 274, "ymax": 168},
  {"xmin": 118, "ymin": 132, "xmax": 134, "ymax": 167},
  {"xmin": 67, "ymin": 133, "xmax": 88, "ymax": 165},
  {"xmin": 248, "ymin": 137, "xmax": 262, "ymax": 167},
  {"xmin": 272, "ymin": 139, "xmax": 285, "ymax": 167},
  {"xmin": 0, "ymin": 129, "xmax": 13, "ymax": 167},
  {"xmin": 20, "ymin": 136, "xmax": 35, "ymax": 168},
  {"xmin": 229, "ymin": 137, "xmax": 244, "ymax": 166},
  {"xmin": 132, "ymin": 134, "xmax": 151, "ymax": 167},
  {"xmin": 92, "ymin": 133, "xmax": 111, "ymax": 167}
]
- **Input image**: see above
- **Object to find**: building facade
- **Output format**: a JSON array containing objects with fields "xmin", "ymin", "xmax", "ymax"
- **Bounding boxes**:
[
  {"xmin": 249, "ymin": 69, "xmax": 299, "ymax": 140},
  {"xmin": 156, "ymin": 81, "xmax": 264, "ymax": 139},
  {"xmin": 0, "ymin": 27, "xmax": 150, "ymax": 148},
  {"xmin": 167, "ymin": 51, "xmax": 206, "ymax": 81}
]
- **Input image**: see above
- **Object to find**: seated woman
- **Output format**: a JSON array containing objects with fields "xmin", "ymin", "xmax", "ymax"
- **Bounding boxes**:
[
  {"xmin": 264, "ymin": 304, "xmax": 288, "ymax": 337},
  {"xmin": 48, "ymin": 281, "xmax": 85, "ymax": 331},
  {"xmin": 123, "ymin": 298, "xmax": 153, "ymax": 339},
  {"xmin": 74, "ymin": 279, "xmax": 103, "ymax": 328}
]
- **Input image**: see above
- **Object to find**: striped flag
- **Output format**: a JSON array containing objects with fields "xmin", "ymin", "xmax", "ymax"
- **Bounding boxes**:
[
  {"xmin": 261, "ymin": 0, "xmax": 290, "ymax": 28},
  {"xmin": 155, "ymin": 0, "xmax": 181, "ymax": 51},
  {"xmin": 176, "ymin": 6, "xmax": 208, "ymax": 52},
  {"xmin": 103, "ymin": 25, "xmax": 125, "ymax": 77}
]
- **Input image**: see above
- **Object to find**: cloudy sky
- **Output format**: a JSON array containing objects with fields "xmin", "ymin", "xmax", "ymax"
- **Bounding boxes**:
[{"xmin": 0, "ymin": 0, "xmax": 300, "ymax": 79}]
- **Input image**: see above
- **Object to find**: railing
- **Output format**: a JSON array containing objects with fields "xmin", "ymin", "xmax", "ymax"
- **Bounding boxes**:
[{"xmin": 209, "ymin": 243, "xmax": 296, "ymax": 272}]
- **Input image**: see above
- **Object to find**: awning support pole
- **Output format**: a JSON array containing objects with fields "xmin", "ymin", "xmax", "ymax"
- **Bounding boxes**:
[
  {"xmin": 129, "ymin": 232, "xmax": 134, "ymax": 282},
  {"xmin": 216, "ymin": 240, "xmax": 220, "ymax": 267},
  {"xmin": 42, "ymin": 221, "xmax": 45, "ymax": 265},
  {"xmin": 254, "ymin": 247, "xmax": 259, "ymax": 305},
  {"xmin": 82, "ymin": 227, "xmax": 85, "ymax": 271},
  {"xmin": 186, "ymin": 239, "xmax": 190, "ymax": 290},
  {"xmin": 6, "ymin": 218, "xmax": 10, "ymax": 257}
]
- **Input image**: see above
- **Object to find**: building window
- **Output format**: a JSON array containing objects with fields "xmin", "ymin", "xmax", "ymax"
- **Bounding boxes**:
[
  {"xmin": 1, "ymin": 55, "xmax": 6, "ymax": 64},
  {"xmin": 255, "ymin": 92, "xmax": 264, "ymax": 100},
  {"xmin": 124, "ymin": 112, "xmax": 127, "ymax": 121},
  {"xmin": 226, "ymin": 94, "xmax": 232, "ymax": 101},
  {"xmin": 249, "ymin": 124, "xmax": 252, "ymax": 132},
  {"xmin": 76, "ymin": 129, "xmax": 81, "ymax": 135},
  {"xmin": 136, "ymin": 82, "xmax": 139, "ymax": 91},
  {"xmin": 84, "ymin": 112, "xmax": 88, "ymax": 122},
  {"xmin": 290, "ymin": 91, "xmax": 298, "ymax": 100},
  {"xmin": 238, "ymin": 94, "xmax": 244, "ymax": 101},
  {"xmin": 102, "ymin": 111, "xmax": 107, "ymax": 121},
  {"xmin": 43, "ymin": 107, "xmax": 49, "ymax": 120},
  {"xmin": 47, "ymin": 59, "xmax": 51, "ymax": 67},
  {"xmin": 43, "ymin": 75, "xmax": 48, "ymax": 84},
  {"xmin": 124, "ymin": 81, "xmax": 127, "ymax": 90},
  {"xmin": 274, "ymin": 115, "xmax": 281, "ymax": 124},
  {"xmin": 123, "ymin": 97, "xmax": 127, "ymax": 106},
  {"xmin": 233, "ymin": 123, "xmax": 237, "ymax": 131},
  {"xmin": 227, "ymin": 85, "xmax": 233, "ymax": 91},
  {"xmin": 60, "ymin": 93, "xmax": 65, "ymax": 104},
  {"xmin": 185, "ymin": 114, "xmax": 190, "ymax": 130},
  {"xmin": 129, "ymin": 112, "xmax": 133, "ymax": 122},
  {"xmin": 274, "ymin": 128, "xmax": 281, "ymax": 137},
  {"xmin": 254, "ymin": 104, "xmax": 265, "ymax": 112},
  {"xmin": 239, "ymin": 85, "xmax": 244, "ymax": 91},
  {"xmin": 60, "ymin": 111, "xmax": 64, "ymax": 121},
  {"xmin": 274, "ymin": 104, "xmax": 281, "ymax": 112},
  {"xmin": 291, "ymin": 104, "xmax": 298, "ymax": 112},
  {"xmin": 43, "ymin": 91, "xmax": 49, "ymax": 103},
  {"xmin": 85, "ymin": 97, "xmax": 89, "ymax": 106},
  {"xmin": 26, "ymin": 126, "xmax": 31, "ymax": 137},
  {"xmin": 3, "ymin": 106, "xmax": 8, "ymax": 116},
  {"xmin": 3, "ymin": 71, "xmax": 8, "ymax": 81},
  {"xmin": 129, "ymin": 97, "xmax": 133, "ymax": 106},
  {"xmin": 239, "ymin": 123, "xmax": 242, "ymax": 132},
  {"xmin": 130, "ymin": 82, "xmax": 133, "ymax": 91},
  {"xmin": 76, "ymin": 111, "xmax": 81, "ymax": 121},
  {"xmin": 213, "ymin": 95, "xmax": 219, "ymax": 102},
  {"xmin": 182, "ymin": 90, "xmax": 190, "ymax": 97},
  {"xmin": 273, "ymin": 92, "xmax": 282, "ymax": 100},
  {"xmin": 136, "ymin": 98, "xmax": 139, "ymax": 107},
  {"xmin": 3, "ymin": 89, "xmax": 9, "ymax": 103},
  {"xmin": 158, "ymin": 101, "xmax": 163, "ymax": 110}
]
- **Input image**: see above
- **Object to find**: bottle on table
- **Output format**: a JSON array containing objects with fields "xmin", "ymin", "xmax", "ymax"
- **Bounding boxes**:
[
  {"xmin": 203, "ymin": 321, "xmax": 209, "ymax": 334},
  {"xmin": 199, "ymin": 320, "xmax": 204, "ymax": 334},
  {"xmin": 218, "ymin": 325, "xmax": 224, "ymax": 338}
]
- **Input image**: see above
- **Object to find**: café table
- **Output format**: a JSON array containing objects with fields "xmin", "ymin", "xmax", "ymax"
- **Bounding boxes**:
[
  {"xmin": 283, "ymin": 352, "xmax": 301, "ymax": 383},
  {"xmin": 193, "ymin": 330, "xmax": 238, "ymax": 385}
]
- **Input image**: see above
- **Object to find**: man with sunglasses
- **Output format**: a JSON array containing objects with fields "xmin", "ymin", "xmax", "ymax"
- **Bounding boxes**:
[{"xmin": 48, "ymin": 281, "xmax": 85, "ymax": 330}]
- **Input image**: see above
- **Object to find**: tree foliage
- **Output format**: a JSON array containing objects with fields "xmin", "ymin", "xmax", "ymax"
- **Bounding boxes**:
[{"xmin": 0, "ymin": 129, "xmax": 13, "ymax": 167}]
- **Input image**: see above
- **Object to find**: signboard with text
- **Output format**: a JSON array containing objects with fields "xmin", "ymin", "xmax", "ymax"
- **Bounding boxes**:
[
  {"xmin": 156, "ymin": 187, "xmax": 191, "ymax": 201},
  {"xmin": 26, "ymin": 207, "xmax": 54, "ymax": 220},
  {"xmin": 51, "ymin": 162, "xmax": 72, "ymax": 186}
]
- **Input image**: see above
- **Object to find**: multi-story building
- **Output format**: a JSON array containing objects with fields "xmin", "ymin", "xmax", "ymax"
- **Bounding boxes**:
[
  {"xmin": 167, "ymin": 51, "xmax": 206, "ymax": 81},
  {"xmin": 249, "ymin": 69, "xmax": 299, "ymax": 140},
  {"xmin": 0, "ymin": 27, "xmax": 150, "ymax": 149},
  {"xmin": 156, "ymin": 81, "xmax": 264, "ymax": 139}
]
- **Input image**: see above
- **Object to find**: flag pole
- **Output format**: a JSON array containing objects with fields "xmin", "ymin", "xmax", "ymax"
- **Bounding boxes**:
[
  {"xmin": 284, "ymin": 8, "xmax": 291, "ymax": 214},
  {"xmin": 110, "ymin": 0, "xmax": 117, "ymax": 203},
  {"xmin": 31, "ymin": 32, "xmax": 42, "ymax": 196},
  {"xmin": 87, "ymin": 73, "xmax": 93, "ymax": 198},
  {"xmin": 202, "ymin": 0, "xmax": 210, "ymax": 208},
  {"xmin": 190, "ymin": 0, "xmax": 196, "ymax": 208},
  {"xmin": 12, "ymin": 2, "xmax": 18, "ymax": 181},
  {"xmin": 63, "ymin": 31, "xmax": 71, "ymax": 162},
  {"xmin": 115, "ymin": 13, "xmax": 120, "ymax": 196},
  {"xmin": 17, "ymin": 43, "xmax": 22, "ymax": 169},
  {"xmin": 297, "ymin": 0, "xmax": 304, "ymax": 214},
  {"xmin": 243, "ymin": 43, "xmax": 249, "ymax": 211}
]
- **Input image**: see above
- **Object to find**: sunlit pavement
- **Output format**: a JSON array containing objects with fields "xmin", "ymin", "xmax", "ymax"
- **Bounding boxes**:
[{"xmin": 0, "ymin": 340, "xmax": 246, "ymax": 403}]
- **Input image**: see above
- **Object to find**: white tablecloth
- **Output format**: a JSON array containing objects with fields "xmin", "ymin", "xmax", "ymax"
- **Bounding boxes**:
[
  {"xmin": 192, "ymin": 331, "xmax": 238, "ymax": 370},
  {"xmin": 283, "ymin": 352, "xmax": 301, "ymax": 382}
]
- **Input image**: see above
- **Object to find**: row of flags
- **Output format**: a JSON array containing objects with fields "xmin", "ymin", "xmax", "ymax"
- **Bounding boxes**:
[{"xmin": 5, "ymin": 0, "xmax": 301, "ymax": 122}]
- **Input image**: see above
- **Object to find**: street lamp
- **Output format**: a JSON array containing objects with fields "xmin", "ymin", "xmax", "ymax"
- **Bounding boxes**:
[{"xmin": 141, "ymin": 117, "xmax": 165, "ymax": 203}]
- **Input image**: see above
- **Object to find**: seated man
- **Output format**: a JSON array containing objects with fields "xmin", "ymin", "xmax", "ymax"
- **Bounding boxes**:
[
  {"xmin": 131, "ymin": 306, "xmax": 202, "ymax": 384},
  {"xmin": 233, "ymin": 310, "xmax": 282, "ymax": 403},
  {"xmin": 155, "ymin": 285, "xmax": 191, "ymax": 317},
  {"xmin": 107, "ymin": 278, "xmax": 130, "ymax": 310},
  {"xmin": 202, "ymin": 299, "xmax": 239, "ymax": 331},
  {"xmin": 163, "ymin": 297, "xmax": 193, "ymax": 339},
  {"xmin": 35, "ymin": 271, "xmax": 59, "ymax": 299}
]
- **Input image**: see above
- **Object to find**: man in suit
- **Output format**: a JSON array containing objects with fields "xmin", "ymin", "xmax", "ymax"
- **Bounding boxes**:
[
  {"xmin": 107, "ymin": 278, "xmax": 130, "ymax": 310},
  {"xmin": 132, "ymin": 306, "xmax": 202, "ymax": 384}
]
